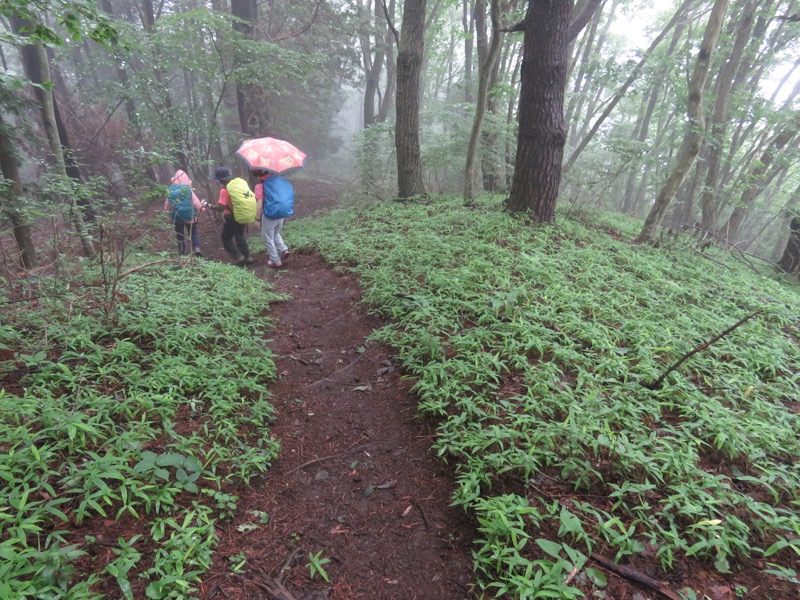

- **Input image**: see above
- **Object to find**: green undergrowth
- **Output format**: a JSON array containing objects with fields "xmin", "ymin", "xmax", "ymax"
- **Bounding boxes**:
[
  {"xmin": 292, "ymin": 195, "xmax": 800, "ymax": 598},
  {"xmin": 0, "ymin": 258, "xmax": 284, "ymax": 598}
]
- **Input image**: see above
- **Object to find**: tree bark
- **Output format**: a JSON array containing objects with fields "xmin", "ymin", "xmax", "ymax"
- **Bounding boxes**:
[
  {"xmin": 462, "ymin": 0, "xmax": 475, "ymax": 103},
  {"xmin": 505, "ymin": 0, "xmax": 573, "ymax": 222},
  {"xmin": 395, "ymin": 0, "xmax": 427, "ymax": 198},
  {"xmin": 699, "ymin": 0, "xmax": 756, "ymax": 230},
  {"xmin": 722, "ymin": 117, "xmax": 800, "ymax": 243},
  {"xmin": 11, "ymin": 13, "xmax": 95, "ymax": 258},
  {"xmin": 464, "ymin": 0, "xmax": 502, "ymax": 199},
  {"xmin": 0, "ymin": 114, "xmax": 37, "ymax": 269},
  {"xmin": 232, "ymin": 0, "xmax": 269, "ymax": 136},
  {"xmin": 778, "ymin": 217, "xmax": 800, "ymax": 273},
  {"xmin": 637, "ymin": 0, "xmax": 729, "ymax": 245}
]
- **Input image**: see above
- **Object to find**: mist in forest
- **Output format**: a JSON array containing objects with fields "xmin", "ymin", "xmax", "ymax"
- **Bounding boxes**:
[{"xmin": 2, "ymin": 0, "xmax": 800, "ymax": 269}]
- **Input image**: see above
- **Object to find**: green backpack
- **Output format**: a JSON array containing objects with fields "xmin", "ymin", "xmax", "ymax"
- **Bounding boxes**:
[{"xmin": 226, "ymin": 177, "xmax": 257, "ymax": 224}]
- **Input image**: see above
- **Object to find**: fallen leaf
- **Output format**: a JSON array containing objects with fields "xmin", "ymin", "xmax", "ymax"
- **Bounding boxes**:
[
  {"xmin": 352, "ymin": 384, "xmax": 372, "ymax": 392},
  {"xmin": 363, "ymin": 485, "xmax": 375, "ymax": 497},
  {"xmin": 376, "ymin": 480, "xmax": 397, "ymax": 489},
  {"xmin": 237, "ymin": 523, "xmax": 258, "ymax": 532},
  {"xmin": 402, "ymin": 505, "xmax": 413, "ymax": 517}
]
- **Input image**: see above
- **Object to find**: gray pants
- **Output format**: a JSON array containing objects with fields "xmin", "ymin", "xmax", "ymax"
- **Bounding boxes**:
[{"xmin": 261, "ymin": 217, "xmax": 288, "ymax": 263}]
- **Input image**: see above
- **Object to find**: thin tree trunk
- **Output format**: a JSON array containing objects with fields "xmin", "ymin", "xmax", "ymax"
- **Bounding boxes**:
[
  {"xmin": 464, "ymin": 0, "xmax": 502, "ymax": 199},
  {"xmin": 722, "ymin": 118, "xmax": 800, "ymax": 243},
  {"xmin": 11, "ymin": 13, "xmax": 95, "ymax": 257},
  {"xmin": 463, "ymin": 0, "xmax": 475, "ymax": 103},
  {"xmin": 700, "ymin": 0, "xmax": 756, "ymax": 230},
  {"xmin": 637, "ymin": 0, "xmax": 729, "ymax": 244},
  {"xmin": 563, "ymin": 0, "xmax": 697, "ymax": 175},
  {"xmin": 376, "ymin": 9, "xmax": 397, "ymax": 124}
]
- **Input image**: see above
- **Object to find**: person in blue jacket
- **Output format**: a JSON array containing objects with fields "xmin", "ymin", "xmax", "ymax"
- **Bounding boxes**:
[{"xmin": 253, "ymin": 169, "xmax": 294, "ymax": 268}]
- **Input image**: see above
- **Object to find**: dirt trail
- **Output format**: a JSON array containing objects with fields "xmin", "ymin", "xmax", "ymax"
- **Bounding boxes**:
[{"xmin": 195, "ymin": 180, "xmax": 476, "ymax": 599}]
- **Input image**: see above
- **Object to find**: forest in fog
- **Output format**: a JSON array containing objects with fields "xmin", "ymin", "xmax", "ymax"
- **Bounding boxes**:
[
  {"xmin": 3, "ymin": 3, "xmax": 800, "ymax": 599},
  {"xmin": 2, "ymin": 0, "xmax": 800, "ymax": 271}
]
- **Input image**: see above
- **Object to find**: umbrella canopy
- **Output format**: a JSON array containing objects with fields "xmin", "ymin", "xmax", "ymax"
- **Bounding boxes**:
[{"xmin": 235, "ymin": 137, "xmax": 307, "ymax": 174}]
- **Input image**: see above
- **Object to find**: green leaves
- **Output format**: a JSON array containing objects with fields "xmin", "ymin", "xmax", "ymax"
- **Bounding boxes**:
[
  {"xmin": 0, "ymin": 259, "xmax": 281, "ymax": 597},
  {"xmin": 134, "ymin": 451, "xmax": 202, "ymax": 493},
  {"xmin": 294, "ymin": 194, "xmax": 800, "ymax": 596}
]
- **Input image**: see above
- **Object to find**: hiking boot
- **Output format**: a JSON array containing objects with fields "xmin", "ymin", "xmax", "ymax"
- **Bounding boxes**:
[
  {"xmin": 232, "ymin": 255, "xmax": 246, "ymax": 265},
  {"xmin": 267, "ymin": 260, "xmax": 282, "ymax": 268},
  {"xmin": 244, "ymin": 255, "xmax": 255, "ymax": 265},
  {"xmin": 194, "ymin": 247, "xmax": 203, "ymax": 257},
  {"xmin": 280, "ymin": 249, "xmax": 290, "ymax": 261}
]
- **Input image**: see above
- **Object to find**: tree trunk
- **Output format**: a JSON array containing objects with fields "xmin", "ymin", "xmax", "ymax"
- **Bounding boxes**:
[
  {"xmin": 722, "ymin": 118, "xmax": 800, "ymax": 243},
  {"xmin": 376, "ymin": 0, "xmax": 397, "ymax": 123},
  {"xmin": 0, "ymin": 114, "xmax": 37, "ymax": 269},
  {"xmin": 11, "ymin": 13, "xmax": 95, "ymax": 258},
  {"xmin": 462, "ymin": 0, "xmax": 475, "ymax": 103},
  {"xmin": 505, "ymin": 0, "xmax": 574, "ymax": 222},
  {"xmin": 395, "ymin": 0, "xmax": 427, "ymax": 198},
  {"xmin": 620, "ymin": 14, "xmax": 684, "ymax": 218},
  {"xmin": 637, "ymin": 0, "xmax": 729, "ymax": 244},
  {"xmin": 361, "ymin": 0, "xmax": 383, "ymax": 127},
  {"xmin": 464, "ymin": 0, "xmax": 502, "ymax": 199},
  {"xmin": 232, "ymin": 0, "xmax": 269, "ymax": 136},
  {"xmin": 700, "ymin": 0, "xmax": 756, "ymax": 231},
  {"xmin": 565, "ymin": 3, "xmax": 601, "ymax": 145},
  {"xmin": 563, "ymin": 0, "xmax": 696, "ymax": 175},
  {"xmin": 778, "ymin": 217, "xmax": 800, "ymax": 273}
]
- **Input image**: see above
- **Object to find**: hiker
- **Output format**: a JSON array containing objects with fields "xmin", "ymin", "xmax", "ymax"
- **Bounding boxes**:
[
  {"xmin": 205, "ymin": 167, "xmax": 256, "ymax": 265},
  {"xmin": 164, "ymin": 170, "xmax": 204, "ymax": 257},
  {"xmin": 253, "ymin": 169, "xmax": 293, "ymax": 268}
]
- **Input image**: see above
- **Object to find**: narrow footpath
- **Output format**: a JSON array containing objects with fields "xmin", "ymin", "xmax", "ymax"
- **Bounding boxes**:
[{"xmin": 196, "ymin": 181, "xmax": 476, "ymax": 600}]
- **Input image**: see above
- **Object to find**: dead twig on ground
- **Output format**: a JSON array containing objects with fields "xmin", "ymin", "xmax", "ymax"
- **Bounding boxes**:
[
  {"xmin": 591, "ymin": 553, "xmax": 681, "ymax": 600},
  {"xmin": 642, "ymin": 310, "xmax": 762, "ymax": 390},
  {"xmin": 303, "ymin": 346, "xmax": 373, "ymax": 389},
  {"xmin": 283, "ymin": 442, "xmax": 377, "ymax": 477}
]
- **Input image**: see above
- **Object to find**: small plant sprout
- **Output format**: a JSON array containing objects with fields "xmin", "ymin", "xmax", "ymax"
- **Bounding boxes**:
[{"xmin": 306, "ymin": 550, "xmax": 331, "ymax": 582}]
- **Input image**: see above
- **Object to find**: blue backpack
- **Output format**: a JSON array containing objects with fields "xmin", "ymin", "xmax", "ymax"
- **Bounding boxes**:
[
  {"xmin": 262, "ymin": 176, "xmax": 294, "ymax": 219},
  {"xmin": 167, "ymin": 184, "xmax": 195, "ymax": 222}
]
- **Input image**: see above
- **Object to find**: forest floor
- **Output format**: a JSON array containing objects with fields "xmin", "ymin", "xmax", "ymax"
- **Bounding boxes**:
[
  {"xmin": 6, "ymin": 178, "xmax": 791, "ymax": 598},
  {"xmin": 181, "ymin": 179, "xmax": 477, "ymax": 600}
]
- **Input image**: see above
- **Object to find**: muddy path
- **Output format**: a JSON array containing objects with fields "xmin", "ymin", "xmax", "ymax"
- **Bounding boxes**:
[{"xmin": 191, "ymin": 179, "xmax": 476, "ymax": 599}]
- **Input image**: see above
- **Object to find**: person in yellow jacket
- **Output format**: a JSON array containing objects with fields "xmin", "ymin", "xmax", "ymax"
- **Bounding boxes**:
[{"xmin": 205, "ymin": 167, "xmax": 254, "ymax": 265}]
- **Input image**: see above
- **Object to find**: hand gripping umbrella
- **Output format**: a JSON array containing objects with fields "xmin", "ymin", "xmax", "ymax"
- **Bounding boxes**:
[{"xmin": 235, "ymin": 137, "xmax": 308, "ymax": 175}]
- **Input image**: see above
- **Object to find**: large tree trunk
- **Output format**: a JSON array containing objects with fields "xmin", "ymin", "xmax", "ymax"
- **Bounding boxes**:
[
  {"xmin": 637, "ymin": 0, "xmax": 729, "ymax": 244},
  {"xmin": 232, "ymin": 0, "xmax": 269, "ymax": 136},
  {"xmin": 0, "ymin": 114, "xmax": 37, "ymax": 269},
  {"xmin": 464, "ymin": 0, "xmax": 502, "ymax": 199},
  {"xmin": 505, "ymin": 0, "xmax": 574, "ymax": 222},
  {"xmin": 395, "ymin": 0, "xmax": 427, "ymax": 198}
]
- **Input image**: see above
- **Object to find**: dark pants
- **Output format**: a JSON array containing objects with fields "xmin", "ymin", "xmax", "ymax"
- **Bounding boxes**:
[
  {"xmin": 174, "ymin": 221, "xmax": 200, "ymax": 255},
  {"xmin": 221, "ymin": 214, "xmax": 250, "ymax": 259}
]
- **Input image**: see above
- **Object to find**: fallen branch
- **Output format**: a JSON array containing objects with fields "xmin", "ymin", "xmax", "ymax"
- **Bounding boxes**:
[
  {"xmin": 303, "ymin": 346, "xmax": 373, "ymax": 389},
  {"xmin": 117, "ymin": 258, "xmax": 179, "ymax": 280},
  {"xmin": 591, "ymin": 553, "xmax": 681, "ymax": 600},
  {"xmin": 642, "ymin": 310, "xmax": 762, "ymax": 390},
  {"xmin": 283, "ymin": 442, "xmax": 376, "ymax": 477}
]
